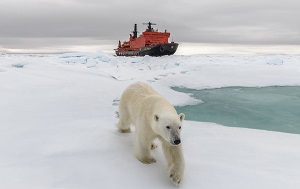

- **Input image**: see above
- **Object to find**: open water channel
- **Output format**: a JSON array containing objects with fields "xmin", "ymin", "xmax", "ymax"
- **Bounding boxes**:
[{"xmin": 174, "ymin": 86, "xmax": 300, "ymax": 134}]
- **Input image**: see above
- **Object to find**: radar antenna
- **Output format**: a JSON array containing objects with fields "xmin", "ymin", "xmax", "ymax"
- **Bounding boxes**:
[{"xmin": 143, "ymin": 22, "xmax": 156, "ymax": 31}]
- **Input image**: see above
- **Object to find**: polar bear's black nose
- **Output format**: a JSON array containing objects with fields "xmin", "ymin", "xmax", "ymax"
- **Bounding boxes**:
[{"xmin": 174, "ymin": 139, "xmax": 181, "ymax": 145}]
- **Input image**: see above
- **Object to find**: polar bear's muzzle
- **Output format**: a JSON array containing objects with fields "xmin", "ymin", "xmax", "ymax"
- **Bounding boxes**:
[
  {"xmin": 170, "ymin": 130, "xmax": 181, "ymax": 146},
  {"xmin": 171, "ymin": 137, "xmax": 181, "ymax": 145}
]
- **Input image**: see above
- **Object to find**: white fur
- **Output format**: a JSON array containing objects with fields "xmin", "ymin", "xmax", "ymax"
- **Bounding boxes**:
[{"xmin": 117, "ymin": 82, "xmax": 185, "ymax": 185}]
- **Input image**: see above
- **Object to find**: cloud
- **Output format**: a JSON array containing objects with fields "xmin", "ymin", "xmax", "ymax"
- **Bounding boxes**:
[{"xmin": 1, "ymin": 0, "xmax": 300, "ymax": 51}]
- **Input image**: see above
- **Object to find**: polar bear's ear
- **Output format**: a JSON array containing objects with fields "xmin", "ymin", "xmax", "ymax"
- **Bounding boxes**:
[
  {"xmin": 154, "ymin": 114, "xmax": 159, "ymax": 121},
  {"xmin": 179, "ymin": 113, "xmax": 185, "ymax": 122}
]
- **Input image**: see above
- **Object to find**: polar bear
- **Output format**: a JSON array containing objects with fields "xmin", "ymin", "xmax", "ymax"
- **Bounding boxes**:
[{"xmin": 117, "ymin": 82, "xmax": 185, "ymax": 185}]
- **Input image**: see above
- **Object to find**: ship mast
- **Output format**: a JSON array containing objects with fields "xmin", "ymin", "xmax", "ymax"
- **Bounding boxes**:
[
  {"xmin": 143, "ymin": 22, "xmax": 156, "ymax": 32},
  {"xmin": 132, "ymin": 24, "xmax": 138, "ymax": 39}
]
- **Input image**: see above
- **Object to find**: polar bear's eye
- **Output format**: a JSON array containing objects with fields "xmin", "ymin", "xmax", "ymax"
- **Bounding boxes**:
[
  {"xmin": 166, "ymin": 126, "xmax": 170, "ymax": 129},
  {"xmin": 179, "ymin": 126, "xmax": 181, "ymax": 129}
]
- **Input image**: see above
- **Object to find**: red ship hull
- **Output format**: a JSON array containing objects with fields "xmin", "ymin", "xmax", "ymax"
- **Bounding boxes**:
[{"xmin": 115, "ymin": 22, "xmax": 178, "ymax": 56}]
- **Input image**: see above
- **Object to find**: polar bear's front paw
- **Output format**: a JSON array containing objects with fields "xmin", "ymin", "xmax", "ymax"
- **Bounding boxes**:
[
  {"xmin": 139, "ymin": 156, "xmax": 156, "ymax": 164},
  {"xmin": 169, "ymin": 164, "xmax": 183, "ymax": 185}
]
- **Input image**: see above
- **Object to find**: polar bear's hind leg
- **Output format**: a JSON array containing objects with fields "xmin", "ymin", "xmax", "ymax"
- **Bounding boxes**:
[{"xmin": 117, "ymin": 110, "xmax": 131, "ymax": 133}]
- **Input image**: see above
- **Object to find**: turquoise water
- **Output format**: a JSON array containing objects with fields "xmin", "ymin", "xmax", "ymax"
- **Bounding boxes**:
[{"xmin": 174, "ymin": 86, "xmax": 300, "ymax": 134}]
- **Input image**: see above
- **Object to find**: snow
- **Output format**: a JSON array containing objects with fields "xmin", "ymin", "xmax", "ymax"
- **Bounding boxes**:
[{"xmin": 1, "ymin": 53, "xmax": 300, "ymax": 189}]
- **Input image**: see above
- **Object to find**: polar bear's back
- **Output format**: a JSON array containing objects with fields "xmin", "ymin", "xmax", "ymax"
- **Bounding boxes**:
[
  {"xmin": 120, "ymin": 82, "xmax": 159, "ymax": 102},
  {"xmin": 119, "ymin": 82, "xmax": 174, "ymax": 118},
  {"xmin": 126, "ymin": 82, "xmax": 159, "ymax": 96}
]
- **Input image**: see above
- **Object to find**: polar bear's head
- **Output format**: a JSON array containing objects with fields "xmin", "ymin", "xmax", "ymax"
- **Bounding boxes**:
[{"xmin": 153, "ymin": 113, "xmax": 185, "ymax": 146}]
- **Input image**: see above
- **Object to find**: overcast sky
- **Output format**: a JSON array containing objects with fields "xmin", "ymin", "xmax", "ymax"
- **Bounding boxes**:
[{"xmin": 1, "ymin": 0, "xmax": 300, "ymax": 53}]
